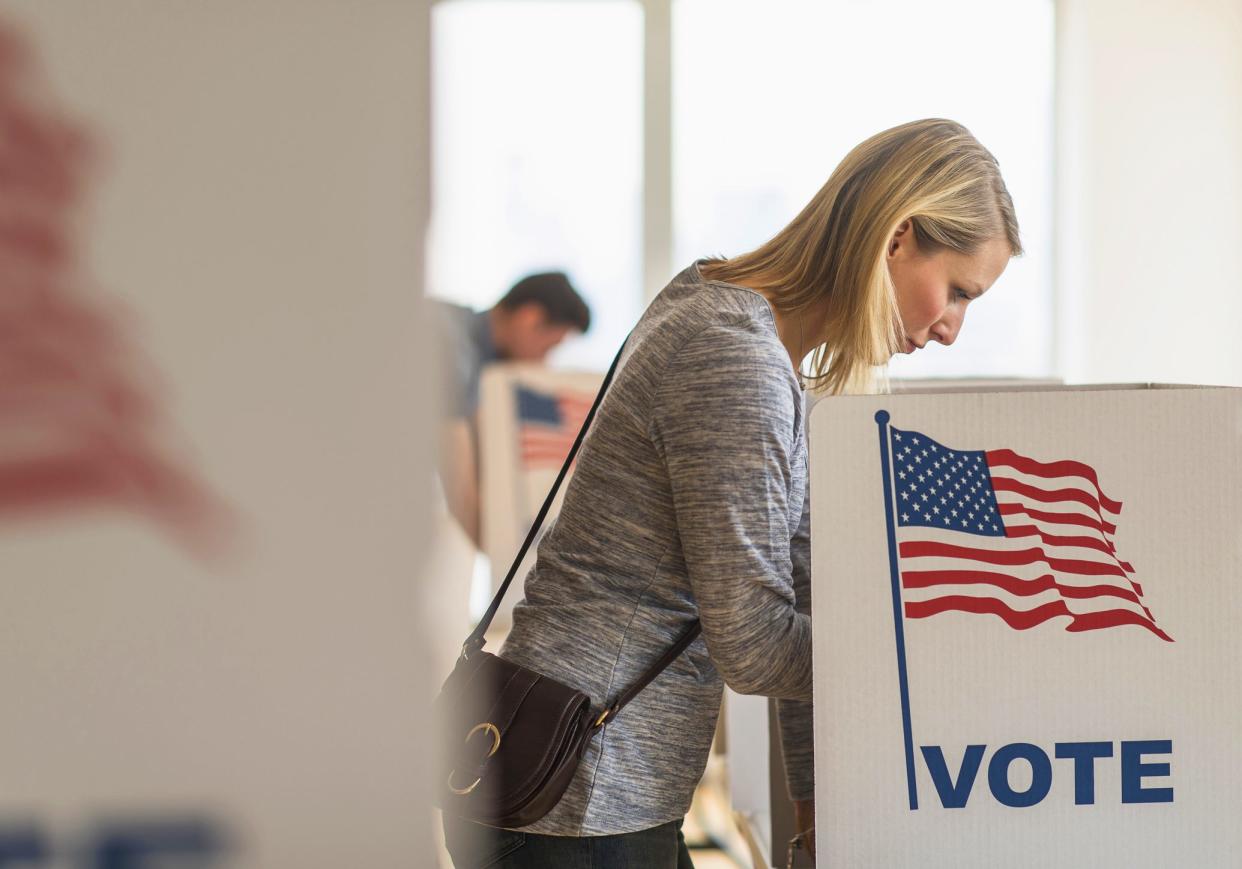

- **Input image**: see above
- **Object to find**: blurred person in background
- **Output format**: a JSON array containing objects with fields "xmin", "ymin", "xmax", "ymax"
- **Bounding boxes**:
[{"xmin": 434, "ymin": 272, "xmax": 591, "ymax": 545}]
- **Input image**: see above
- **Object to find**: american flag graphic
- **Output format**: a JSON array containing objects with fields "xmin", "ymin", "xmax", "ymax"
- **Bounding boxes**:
[
  {"xmin": 0, "ymin": 22, "xmax": 227, "ymax": 555},
  {"xmin": 515, "ymin": 384, "xmax": 594, "ymax": 470},
  {"xmin": 884, "ymin": 423, "xmax": 1171, "ymax": 642}
]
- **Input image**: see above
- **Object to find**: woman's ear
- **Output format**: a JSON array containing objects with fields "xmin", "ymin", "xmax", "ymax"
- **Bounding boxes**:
[{"xmin": 888, "ymin": 219, "xmax": 912, "ymax": 259}]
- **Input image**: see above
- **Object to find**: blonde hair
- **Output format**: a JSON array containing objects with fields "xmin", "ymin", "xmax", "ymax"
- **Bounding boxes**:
[{"xmin": 701, "ymin": 118, "xmax": 1022, "ymax": 395}]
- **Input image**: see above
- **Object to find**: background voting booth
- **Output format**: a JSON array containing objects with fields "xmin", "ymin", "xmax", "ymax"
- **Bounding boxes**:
[
  {"xmin": 478, "ymin": 365, "xmax": 604, "ymax": 631},
  {"xmin": 810, "ymin": 385, "xmax": 1242, "ymax": 867}
]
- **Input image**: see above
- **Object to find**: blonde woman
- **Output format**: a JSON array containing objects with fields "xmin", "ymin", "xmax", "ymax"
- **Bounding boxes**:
[{"xmin": 443, "ymin": 119, "xmax": 1021, "ymax": 868}]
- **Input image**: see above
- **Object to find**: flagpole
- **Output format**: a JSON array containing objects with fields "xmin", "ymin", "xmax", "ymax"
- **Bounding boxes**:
[{"xmin": 875, "ymin": 410, "xmax": 918, "ymax": 810}]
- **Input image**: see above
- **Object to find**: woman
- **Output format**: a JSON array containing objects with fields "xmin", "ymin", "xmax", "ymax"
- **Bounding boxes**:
[{"xmin": 444, "ymin": 118, "xmax": 1022, "ymax": 868}]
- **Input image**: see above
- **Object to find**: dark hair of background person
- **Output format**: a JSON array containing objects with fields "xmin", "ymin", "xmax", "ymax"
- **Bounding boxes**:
[{"xmin": 497, "ymin": 272, "xmax": 591, "ymax": 333}]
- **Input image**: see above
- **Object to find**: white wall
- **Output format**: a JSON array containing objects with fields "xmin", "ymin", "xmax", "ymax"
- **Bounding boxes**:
[
  {"xmin": 0, "ymin": 2, "xmax": 435, "ymax": 866},
  {"xmin": 1056, "ymin": 0, "xmax": 1242, "ymax": 386}
]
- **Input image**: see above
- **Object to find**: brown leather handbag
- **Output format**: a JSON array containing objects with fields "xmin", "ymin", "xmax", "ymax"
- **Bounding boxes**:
[{"xmin": 434, "ymin": 343, "xmax": 701, "ymax": 828}]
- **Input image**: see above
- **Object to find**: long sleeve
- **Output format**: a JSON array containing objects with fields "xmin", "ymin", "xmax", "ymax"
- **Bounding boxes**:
[
  {"xmin": 777, "ymin": 486, "xmax": 814, "ymax": 800},
  {"xmin": 648, "ymin": 324, "xmax": 812, "ymax": 701}
]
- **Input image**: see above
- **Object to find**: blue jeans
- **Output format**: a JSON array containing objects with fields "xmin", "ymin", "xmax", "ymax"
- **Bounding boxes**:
[{"xmin": 442, "ymin": 814, "xmax": 695, "ymax": 869}]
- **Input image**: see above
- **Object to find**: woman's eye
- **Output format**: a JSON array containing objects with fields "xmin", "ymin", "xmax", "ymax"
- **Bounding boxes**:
[{"xmin": 954, "ymin": 287, "xmax": 971, "ymax": 302}]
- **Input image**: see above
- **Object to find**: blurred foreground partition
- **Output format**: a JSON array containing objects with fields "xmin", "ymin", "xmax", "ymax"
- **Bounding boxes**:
[{"xmin": 0, "ymin": 2, "xmax": 434, "ymax": 867}]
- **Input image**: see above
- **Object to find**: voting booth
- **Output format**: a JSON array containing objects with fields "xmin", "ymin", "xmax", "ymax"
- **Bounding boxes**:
[
  {"xmin": 810, "ymin": 385, "xmax": 1242, "ymax": 867},
  {"xmin": 478, "ymin": 365, "xmax": 604, "ymax": 630}
]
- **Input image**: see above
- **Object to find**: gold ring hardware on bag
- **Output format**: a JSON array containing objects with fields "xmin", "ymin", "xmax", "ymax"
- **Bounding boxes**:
[
  {"xmin": 594, "ymin": 708, "xmax": 610, "ymax": 727},
  {"xmin": 468, "ymin": 722, "xmax": 502, "ymax": 756},
  {"xmin": 446, "ymin": 722, "xmax": 502, "ymax": 796},
  {"xmin": 446, "ymin": 769, "xmax": 482, "ymax": 796}
]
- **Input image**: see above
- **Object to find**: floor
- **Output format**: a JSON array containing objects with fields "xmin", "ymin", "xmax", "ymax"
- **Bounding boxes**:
[
  {"xmin": 688, "ymin": 848, "xmax": 745, "ymax": 868},
  {"xmin": 682, "ymin": 750, "xmax": 754, "ymax": 868}
]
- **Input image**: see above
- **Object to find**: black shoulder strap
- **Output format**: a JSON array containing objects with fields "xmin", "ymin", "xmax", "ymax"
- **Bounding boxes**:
[
  {"xmin": 460, "ymin": 338, "xmax": 702, "ymax": 726},
  {"xmin": 594, "ymin": 618, "xmax": 701, "ymax": 727}
]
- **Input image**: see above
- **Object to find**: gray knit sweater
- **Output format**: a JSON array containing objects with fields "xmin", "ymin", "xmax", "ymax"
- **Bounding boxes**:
[{"xmin": 500, "ymin": 262, "xmax": 815, "ymax": 836}]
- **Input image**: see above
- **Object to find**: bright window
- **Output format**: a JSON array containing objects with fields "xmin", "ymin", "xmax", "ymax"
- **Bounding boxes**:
[
  {"xmin": 673, "ymin": 0, "xmax": 1056, "ymax": 379},
  {"xmin": 429, "ymin": 0, "xmax": 643, "ymax": 370}
]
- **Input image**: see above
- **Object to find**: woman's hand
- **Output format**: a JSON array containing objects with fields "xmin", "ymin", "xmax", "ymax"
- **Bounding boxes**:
[{"xmin": 793, "ymin": 798, "xmax": 815, "ymax": 862}]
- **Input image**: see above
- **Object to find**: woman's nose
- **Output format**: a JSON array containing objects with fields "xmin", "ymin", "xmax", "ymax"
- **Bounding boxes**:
[{"xmin": 931, "ymin": 310, "xmax": 963, "ymax": 346}]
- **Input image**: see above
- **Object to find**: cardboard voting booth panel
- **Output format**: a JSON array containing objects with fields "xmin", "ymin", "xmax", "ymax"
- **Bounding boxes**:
[
  {"xmin": 479, "ymin": 365, "xmax": 604, "ymax": 629},
  {"xmin": 728, "ymin": 380, "xmax": 1065, "ymax": 869},
  {"xmin": 0, "ymin": 4, "xmax": 433, "ymax": 865},
  {"xmin": 810, "ymin": 385, "xmax": 1242, "ymax": 867}
]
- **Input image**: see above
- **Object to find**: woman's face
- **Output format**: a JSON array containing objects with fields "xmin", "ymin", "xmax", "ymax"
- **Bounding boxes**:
[{"xmin": 886, "ymin": 221, "xmax": 1012, "ymax": 355}]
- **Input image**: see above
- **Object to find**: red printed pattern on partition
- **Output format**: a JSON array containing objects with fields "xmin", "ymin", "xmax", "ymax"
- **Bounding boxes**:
[{"xmin": 0, "ymin": 21, "xmax": 226, "ymax": 553}]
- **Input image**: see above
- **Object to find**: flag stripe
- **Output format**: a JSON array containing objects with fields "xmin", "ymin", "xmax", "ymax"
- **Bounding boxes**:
[
  {"xmin": 901, "ymin": 557, "xmax": 1133, "ymax": 587},
  {"xmin": 986, "ymin": 448, "xmax": 1122, "ymax": 513},
  {"xmin": 901, "ymin": 547, "xmax": 1148, "ymax": 600},
  {"xmin": 901, "ymin": 569, "xmax": 1143, "ymax": 605},
  {"xmin": 997, "ymin": 502, "xmax": 1118, "ymax": 536},
  {"xmin": 521, "ymin": 439, "xmax": 579, "ymax": 464},
  {"xmin": 992, "ymin": 483, "xmax": 1121, "ymax": 557},
  {"xmin": 991, "ymin": 476, "xmax": 1111, "ymax": 518},
  {"xmin": 905, "ymin": 595, "xmax": 1171, "ymax": 641},
  {"xmin": 901, "ymin": 537, "xmax": 1152, "ymax": 617},
  {"xmin": 997, "ymin": 498, "xmax": 1114, "ymax": 542},
  {"xmin": 898, "ymin": 540, "xmax": 1128, "ymax": 578},
  {"xmin": 987, "ymin": 468, "xmax": 1117, "ymax": 514},
  {"xmin": 898, "ymin": 525, "xmax": 1123, "ymax": 566},
  {"xmin": 904, "ymin": 585, "xmax": 1148, "ymax": 619},
  {"xmin": 990, "ymin": 477, "xmax": 1118, "ymax": 530},
  {"xmin": 522, "ymin": 430, "xmax": 576, "ymax": 441},
  {"xmin": 1004, "ymin": 524, "xmax": 1133, "ymax": 572},
  {"xmin": 522, "ymin": 449, "xmax": 575, "ymax": 461}
]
